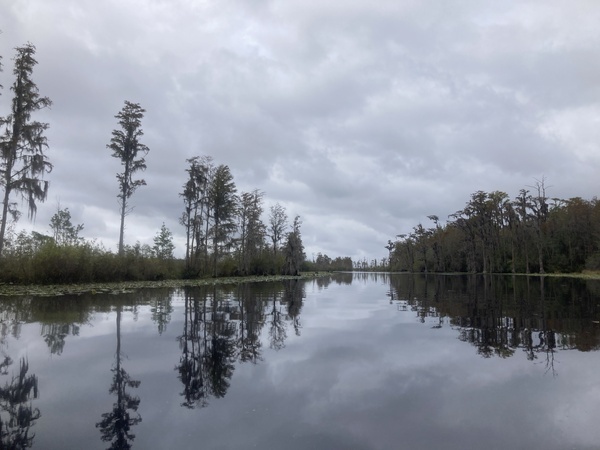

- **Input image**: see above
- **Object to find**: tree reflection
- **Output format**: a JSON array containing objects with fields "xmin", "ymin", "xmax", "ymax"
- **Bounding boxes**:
[
  {"xmin": 268, "ymin": 292, "xmax": 287, "ymax": 350},
  {"xmin": 177, "ymin": 292, "xmax": 208, "ymax": 408},
  {"xmin": 0, "ymin": 358, "xmax": 40, "ymax": 449},
  {"xmin": 238, "ymin": 284, "xmax": 263, "ymax": 364},
  {"xmin": 176, "ymin": 282, "xmax": 305, "ymax": 408},
  {"xmin": 536, "ymin": 277, "xmax": 557, "ymax": 376},
  {"xmin": 41, "ymin": 323, "xmax": 80, "ymax": 356},
  {"xmin": 204, "ymin": 311, "xmax": 236, "ymax": 399},
  {"xmin": 0, "ymin": 300, "xmax": 40, "ymax": 449},
  {"xmin": 284, "ymin": 280, "xmax": 304, "ymax": 336},
  {"xmin": 149, "ymin": 294, "xmax": 173, "ymax": 336},
  {"xmin": 176, "ymin": 287, "xmax": 236, "ymax": 408},
  {"xmin": 388, "ymin": 273, "xmax": 600, "ymax": 373},
  {"xmin": 96, "ymin": 305, "xmax": 141, "ymax": 449},
  {"xmin": 29, "ymin": 296, "xmax": 92, "ymax": 356}
]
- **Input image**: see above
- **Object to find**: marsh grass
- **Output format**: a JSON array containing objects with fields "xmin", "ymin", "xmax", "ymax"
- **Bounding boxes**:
[{"xmin": 0, "ymin": 273, "xmax": 325, "ymax": 297}]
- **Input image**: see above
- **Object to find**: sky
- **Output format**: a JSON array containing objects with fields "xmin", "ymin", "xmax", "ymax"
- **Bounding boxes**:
[{"xmin": 1, "ymin": 0, "xmax": 600, "ymax": 262}]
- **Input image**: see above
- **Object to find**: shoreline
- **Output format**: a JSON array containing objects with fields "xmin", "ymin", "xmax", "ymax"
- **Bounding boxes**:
[
  {"xmin": 1, "ymin": 271, "xmax": 599, "ymax": 297},
  {"xmin": 0, "ymin": 273, "xmax": 331, "ymax": 297}
]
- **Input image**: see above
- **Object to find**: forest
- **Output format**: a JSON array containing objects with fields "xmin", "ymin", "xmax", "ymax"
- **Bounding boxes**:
[{"xmin": 386, "ymin": 180, "xmax": 600, "ymax": 274}]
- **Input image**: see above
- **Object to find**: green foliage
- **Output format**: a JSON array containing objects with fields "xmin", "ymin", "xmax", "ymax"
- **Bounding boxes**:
[
  {"xmin": 208, "ymin": 164, "xmax": 238, "ymax": 277},
  {"xmin": 153, "ymin": 223, "xmax": 175, "ymax": 260},
  {"xmin": 311, "ymin": 253, "xmax": 353, "ymax": 272},
  {"xmin": 49, "ymin": 207, "xmax": 84, "ymax": 246},
  {"xmin": 585, "ymin": 253, "xmax": 600, "ymax": 271},
  {"xmin": 268, "ymin": 203, "xmax": 287, "ymax": 255},
  {"xmin": 283, "ymin": 216, "xmax": 305, "ymax": 276},
  {"xmin": 216, "ymin": 254, "xmax": 238, "ymax": 277},
  {"xmin": 389, "ymin": 185, "xmax": 600, "ymax": 275},
  {"xmin": 180, "ymin": 155, "xmax": 213, "ymax": 274},
  {"xmin": 238, "ymin": 190, "xmax": 266, "ymax": 275},
  {"xmin": 0, "ymin": 231, "xmax": 184, "ymax": 284}
]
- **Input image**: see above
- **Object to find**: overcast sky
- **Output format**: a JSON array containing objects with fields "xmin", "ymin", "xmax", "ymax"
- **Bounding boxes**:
[{"xmin": 1, "ymin": 0, "xmax": 599, "ymax": 261}]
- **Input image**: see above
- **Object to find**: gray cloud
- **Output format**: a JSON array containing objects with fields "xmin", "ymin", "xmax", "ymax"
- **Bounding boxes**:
[{"xmin": 1, "ymin": 0, "xmax": 599, "ymax": 260}]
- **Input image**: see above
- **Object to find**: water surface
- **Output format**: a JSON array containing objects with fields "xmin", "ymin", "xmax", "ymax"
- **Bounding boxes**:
[{"xmin": 1, "ymin": 273, "xmax": 599, "ymax": 449}]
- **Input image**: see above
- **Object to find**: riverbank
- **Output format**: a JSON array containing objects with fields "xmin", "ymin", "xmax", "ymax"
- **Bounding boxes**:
[
  {"xmin": 2, "ymin": 271, "xmax": 599, "ymax": 297},
  {"xmin": 0, "ymin": 273, "xmax": 331, "ymax": 297}
]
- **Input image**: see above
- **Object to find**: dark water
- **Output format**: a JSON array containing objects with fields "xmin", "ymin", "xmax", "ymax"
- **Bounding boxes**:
[{"xmin": 0, "ymin": 273, "xmax": 599, "ymax": 450}]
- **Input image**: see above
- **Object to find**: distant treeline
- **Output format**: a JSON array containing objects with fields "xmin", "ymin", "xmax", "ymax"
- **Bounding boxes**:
[
  {"xmin": 308, "ymin": 253, "xmax": 354, "ymax": 272},
  {"xmin": 387, "ymin": 179, "xmax": 600, "ymax": 274}
]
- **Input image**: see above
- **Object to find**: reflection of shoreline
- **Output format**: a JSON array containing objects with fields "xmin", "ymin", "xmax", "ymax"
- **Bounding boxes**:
[{"xmin": 387, "ymin": 274, "xmax": 600, "ymax": 361}]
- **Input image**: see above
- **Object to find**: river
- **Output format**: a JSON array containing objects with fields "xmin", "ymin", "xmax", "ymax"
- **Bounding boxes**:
[{"xmin": 0, "ymin": 273, "xmax": 599, "ymax": 449}]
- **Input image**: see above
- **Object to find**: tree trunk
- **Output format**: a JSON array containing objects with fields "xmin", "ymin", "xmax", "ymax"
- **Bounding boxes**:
[
  {"xmin": 0, "ymin": 187, "xmax": 11, "ymax": 257},
  {"xmin": 119, "ymin": 197, "xmax": 126, "ymax": 256}
]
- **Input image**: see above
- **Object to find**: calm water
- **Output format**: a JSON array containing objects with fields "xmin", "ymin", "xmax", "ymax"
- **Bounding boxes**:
[{"xmin": 1, "ymin": 273, "xmax": 600, "ymax": 450}]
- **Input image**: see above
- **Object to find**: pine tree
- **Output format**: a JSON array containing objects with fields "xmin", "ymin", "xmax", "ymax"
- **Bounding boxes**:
[
  {"xmin": 238, "ymin": 190, "xmax": 266, "ymax": 275},
  {"xmin": 208, "ymin": 165, "xmax": 237, "ymax": 277},
  {"xmin": 153, "ymin": 223, "xmax": 175, "ymax": 259},
  {"xmin": 284, "ymin": 216, "xmax": 305, "ymax": 275}
]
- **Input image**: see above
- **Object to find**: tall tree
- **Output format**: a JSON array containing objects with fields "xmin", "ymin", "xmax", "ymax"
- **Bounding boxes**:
[
  {"xmin": 0, "ymin": 44, "xmax": 52, "ymax": 257},
  {"xmin": 514, "ymin": 189, "xmax": 532, "ymax": 273},
  {"xmin": 208, "ymin": 165, "xmax": 237, "ymax": 277},
  {"xmin": 384, "ymin": 241, "xmax": 395, "ymax": 271},
  {"xmin": 180, "ymin": 156, "xmax": 213, "ymax": 273},
  {"xmin": 413, "ymin": 223, "xmax": 431, "ymax": 273},
  {"xmin": 108, "ymin": 101, "xmax": 149, "ymax": 255},
  {"xmin": 427, "ymin": 215, "xmax": 444, "ymax": 272},
  {"xmin": 268, "ymin": 203, "xmax": 287, "ymax": 256},
  {"xmin": 238, "ymin": 190, "xmax": 266, "ymax": 275},
  {"xmin": 529, "ymin": 178, "xmax": 549, "ymax": 274},
  {"xmin": 283, "ymin": 215, "xmax": 305, "ymax": 275}
]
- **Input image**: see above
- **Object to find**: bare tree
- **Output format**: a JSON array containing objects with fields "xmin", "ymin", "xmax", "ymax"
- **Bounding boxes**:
[{"xmin": 528, "ymin": 177, "xmax": 550, "ymax": 274}]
